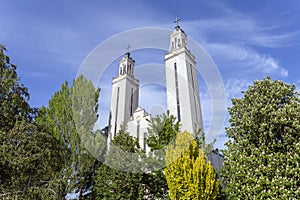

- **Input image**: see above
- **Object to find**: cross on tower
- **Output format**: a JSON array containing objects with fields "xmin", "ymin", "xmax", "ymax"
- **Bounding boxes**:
[
  {"xmin": 174, "ymin": 17, "xmax": 181, "ymax": 27},
  {"xmin": 126, "ymin": 44, "xmax": 131, "ymax": 53}
]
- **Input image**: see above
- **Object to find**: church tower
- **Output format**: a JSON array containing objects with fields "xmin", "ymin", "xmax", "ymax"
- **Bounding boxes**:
[
  {"xmin": 108, "ymin": 52, "xmax": 139, "ymax": 143},
  {"xmin": 165, "ymin": 20, "xmax": 204, "ymax": 133}
]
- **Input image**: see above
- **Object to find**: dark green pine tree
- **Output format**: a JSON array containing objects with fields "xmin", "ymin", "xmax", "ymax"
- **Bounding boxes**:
[
  {"xmin": 0, "ymin": 44, "xmax": 36, "ymax": 132},
  {"xmin": 0, "ymin": 44, "xmax": 65, "ymax": 199},
  {"xmin": 222, "ymin": 77, "xmax": 300, "ymax": 199},
  {"xmin": 0, "ymin": 121, "xmax": 65, "ymax": 199}
]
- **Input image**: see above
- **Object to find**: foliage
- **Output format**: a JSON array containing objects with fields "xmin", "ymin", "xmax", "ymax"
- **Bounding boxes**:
[
  {"xmin": 165, "ymin": 131, "xmax": 219, "ymax": 200},
  {"xmin": 94, "ymin": 129, "xmax": 145, "ymax": 199},
  {"xmin": 195, "ymin": 129, "xmax": 216, "ymax": 154},
  {"xmin": 0, "ymin": 45, "xmax": 65, "ymax": 199},
  {"xmin": 147, "ymin": 111, "xmax": 180, "ymax": 150},
  {"xmin": 72, "ymin": 75, "xmax": 105, "ymax": 159},
  {"xmin": 222, "ymin": 77, "xmax": 300, "ymax": 199},
  {"xmin": 0, "ymin": 121, "xmax": 65, "ymax": 199},
  {"xmin": 0, "ymin": 44, "xmax": 36, "ymax": 132},
  {"xmin": 37, "ymin": 75, "xmax": 102, "ymax": 198},
  {"xmin": 95, "ymin": 125, "xmax": 171, "ymax": 199},
  {"xmin": 144, "ymin": 112, "xmax": 181, "ymax": 199}
]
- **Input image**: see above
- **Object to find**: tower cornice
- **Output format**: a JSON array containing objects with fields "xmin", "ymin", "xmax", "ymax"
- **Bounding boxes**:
[
  {"xmin": 164, "ymin": 47, "xmax": 196, "ymax": 63},
  {"xmin": 112, "ymin": 74, "xmax": 139, "ymax": 86}
]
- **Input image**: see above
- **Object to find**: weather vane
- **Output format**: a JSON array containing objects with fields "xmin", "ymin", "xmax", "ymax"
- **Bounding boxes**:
[{"xmin": 174, "ymin": 17, "xmax": 181, "ymax": 27}]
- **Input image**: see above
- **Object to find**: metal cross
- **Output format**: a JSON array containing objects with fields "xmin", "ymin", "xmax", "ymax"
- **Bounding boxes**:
[
  {"xmin": 174, "ymin": 17, "xmax": 181, "ymax": 27},
  {"xmin": 126, "ymin": 44, "xmax": 131, "ymax": 53}
]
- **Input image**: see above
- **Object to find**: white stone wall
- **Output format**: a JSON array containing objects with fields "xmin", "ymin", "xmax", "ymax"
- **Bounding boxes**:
[
  {"xmin": 127, "ymin": 107, "xmax": 151, "ymax": 153},
  {"xmin": 109, "ymin": 75, "xmax": 139, "ymax": 139}
]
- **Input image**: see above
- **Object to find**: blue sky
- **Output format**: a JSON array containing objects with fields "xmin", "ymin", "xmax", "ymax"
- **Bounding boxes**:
[{"xmin": 1, "ymin": 0, "xmax": 300, "ymax": 149}]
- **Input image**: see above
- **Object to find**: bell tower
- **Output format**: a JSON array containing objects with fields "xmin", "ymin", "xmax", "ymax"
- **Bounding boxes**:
[
  {"xmin": 108, "ymin": 51, "xmax": 139, "ymax": 142},
  {"xmin": 165, "ymin": 18, "xmax": 204, "ymax": 133}
]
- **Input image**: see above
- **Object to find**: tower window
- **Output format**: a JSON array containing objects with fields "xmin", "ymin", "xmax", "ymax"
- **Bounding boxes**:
[
  {"xmin": 114, "ymin": 87, "xmax": 120, "ymax": 137},
  {"xmin": 144, "ymin": 134, "xmax": 147, "ymax": 151},
  {"xmin": 129, "ymin": 64, "xmax": 132, "ymax": 75},
  {"xmin": 130, "ymin": 88, "xmax": 133, "ymax": 116},
  {"xmin": 190, "ymin": 64, "xmax": 198, "ymax": 123},
  {"xmin": 190, "ymin": 64, "xmax": 195, "ymax": 91},
  {"xmin": 174, "ymin": 38, "xmax": 177, "ymax": 48},
  {"xmin": 174, "ymin": 62, "xmax": 181, "ymax": 122},
  {"xmin": 137, "ymin": 120, "xmax": 140, "ymax": 143}
]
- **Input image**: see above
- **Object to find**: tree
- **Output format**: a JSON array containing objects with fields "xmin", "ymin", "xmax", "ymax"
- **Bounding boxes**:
[
  {"xmin": 94, "ymin": 126, "xmax": 146, "ymax": 199},
  {"xmin": 147, "ymin": 111, "xmax": 180, "ymax": 150},
  {"xmin": 222, "ymin": 77, "xmax": 300, "ymax": 199},
  {"xmin": 0, "ymin": 44, "xmax": 36, "ymax": 132},
  {"xmin": 94, "ymin": 112, "xmax": 180, "ymax": 199},
  {"xmin": 165, "ymin": 131, "xmax": 220, "ymax": 200},
  {"xmin": 38, "ymin": 75, "xmax": 102, "ymax": 198},
  {"xmin": 144, "ymin": 112, "xmax": 181, "ymax": 199},
  {"xmin": 0, "ymin": 122, "xmax": 66, "ymax": 199},
  {"xmin": 0, "ymin": 45, "xmax": 65, "ymax": 199}
]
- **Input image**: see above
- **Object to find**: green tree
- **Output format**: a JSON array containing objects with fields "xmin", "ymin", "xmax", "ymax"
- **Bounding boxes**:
[
  {"xmin": 0, "ymin": 44, "xmax": 35, "ymax": 132},
  {"xmin": 165, "ymin": 131, "xmax": 220, "ymax": 200},
  {"xmin": 38, "ymin": 75, "xmax": 102, "ymax": 198},
  {"xmin": 145, "ymin": 112, "xmax": 181, "ymax": 199},
  {"xmin": 0, "ymin": 45, "xmax": 65, "ymax": 199},
  {"xmin": 222, "ymin": 77, "xmax": 300, "ymax": 199},
  {"xmin": 147, "ymin": 111, "xmax": 180, "ymax": 150},
  {"xmin": 94, "ymin": 126, "xmax": 145, "ymax": 199},
  {"xmin": 0, "ymin": 121, "xmax": 65, "ymax": 199}
]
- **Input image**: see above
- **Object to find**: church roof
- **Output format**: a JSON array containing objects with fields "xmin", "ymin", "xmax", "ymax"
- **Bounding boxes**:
[{"xmin": 134, "ymin": 106, "xmax": 150, "ymax": 116}]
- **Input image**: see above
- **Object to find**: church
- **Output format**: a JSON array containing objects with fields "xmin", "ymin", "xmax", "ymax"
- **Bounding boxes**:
[{"xmin": 107, "ymin": 22, "xmax": 204, "ymax": 152}]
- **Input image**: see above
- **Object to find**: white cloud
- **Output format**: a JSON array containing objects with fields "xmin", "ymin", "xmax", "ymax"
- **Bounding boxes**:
[
  {"xmin": 184, "ymin": 13, "xmax": 300, "ymax": 48},
  {"xmin": 203, "ymin": 42, "xmax": 288, "ymax": 78},
  {"xmin": 250, "ymin": 31, "xmax": 300, "ymax": 48}
]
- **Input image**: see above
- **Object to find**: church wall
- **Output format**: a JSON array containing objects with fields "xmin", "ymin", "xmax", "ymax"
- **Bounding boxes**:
[
  {"xmin": 109, "ymin": 75, "xmax": 139, "ymax": 140},
  {"xmin": 127, "ymin": 109, "xmax": 151, "ymax": 153},
  {"xmin": 165, "ymin": 56, "xmax": 178, "ymax": 121},
  {"xmin": 184, "ymin": 53, "xmax": 203, "ymax": 133},
  {"xmin": 165, "ymin": 50, "xmax": 196, "ymax": 134}
]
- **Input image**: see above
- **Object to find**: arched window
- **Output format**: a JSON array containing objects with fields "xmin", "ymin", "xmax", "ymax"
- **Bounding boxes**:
[
  {"xmin": 174, "ymin": 38, "xmax": 177, "ymax": 48},
  {"xmin": 123, "ymin": 64, "xmax": 126, "ymax": 74}
]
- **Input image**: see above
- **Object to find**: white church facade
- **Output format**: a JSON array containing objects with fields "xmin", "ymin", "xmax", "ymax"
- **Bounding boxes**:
[{"xmin": 107, "ymin": 24, "xmax": 204, "ymax": 151}]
